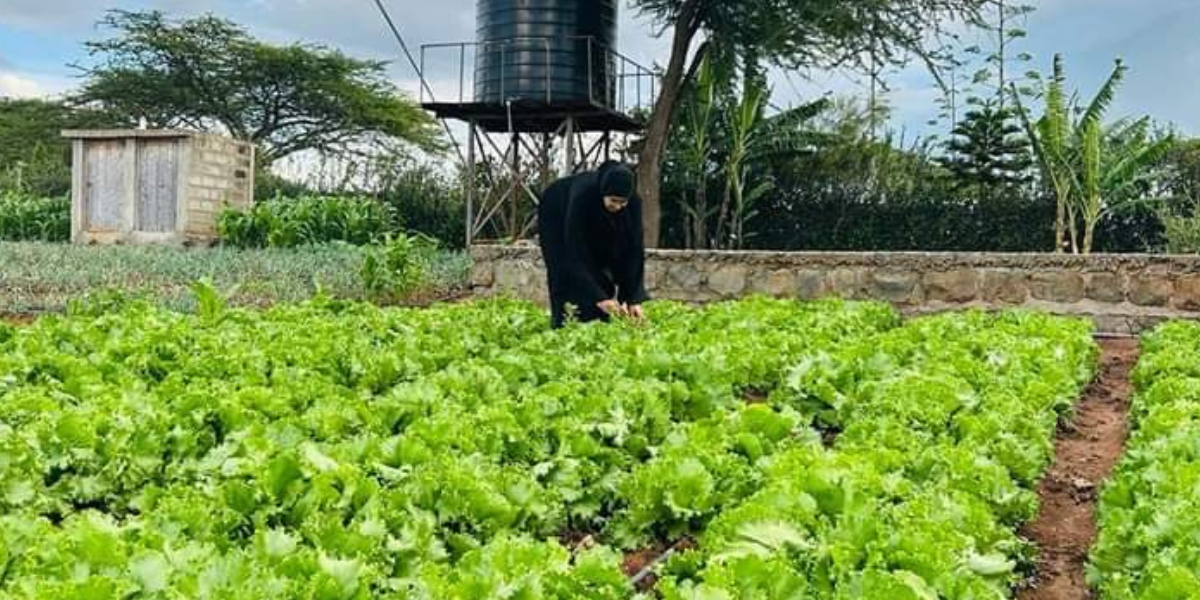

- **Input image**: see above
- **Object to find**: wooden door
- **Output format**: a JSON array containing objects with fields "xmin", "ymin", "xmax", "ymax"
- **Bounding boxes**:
[
  {"xmin": 135, "ymin": 139, "xmax": 180, "ymax": 232},
  {"xmin": 82, "ymin": 140, "xmax": 127, "ymax": 232}
]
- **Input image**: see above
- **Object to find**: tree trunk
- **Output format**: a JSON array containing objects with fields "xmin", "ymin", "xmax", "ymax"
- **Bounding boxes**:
[
  {"xmin": 1052, "ymin": 176, "xmax": 1068, "ymax": 253},
  {"xmin": 1066, "ymin": 203, "xmax": 1080, "ymax": 254},
  {"xmin": 636, "ymin": 0, "xmax": 701, "ymax": 249},
  {"xmin": 1054, "ymin": 194, "xmax": 1065, "ymax": 252},
  {"xmin": 693, "ymin": 185, "xmax": 708, "ymax": 250},
  {"xmin": 716, "ymin": 184, "xmax": 732, "ymax": 249}
]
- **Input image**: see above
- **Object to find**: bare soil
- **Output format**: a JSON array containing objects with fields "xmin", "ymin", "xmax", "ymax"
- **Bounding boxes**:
[
  {"xmin": 1, "ymin": 312, "xmax": 37, "ymax": 326},
  {"xmin": 622, "ymin": 538, "xmax": 696, "ymax": 592},
  {"xmin": 1017, "ymin": 337, "xmax": 1137, "ymax": 600}
]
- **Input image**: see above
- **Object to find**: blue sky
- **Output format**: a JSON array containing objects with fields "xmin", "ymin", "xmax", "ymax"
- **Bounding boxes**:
[{"xmin": 2, "ymin": 0, "xmax": 1200, "ymax": 138}]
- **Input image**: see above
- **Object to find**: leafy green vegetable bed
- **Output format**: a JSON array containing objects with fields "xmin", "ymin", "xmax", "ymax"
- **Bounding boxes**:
[
  {"xmin": 0, "ymin": 296, "xmax": 1096, "ymax": 598},
  {"xmin": 0, "ymin": 241, "xmax": 470, "ymax": 314},
  {"xmin": 1090, "ymin": 321, "xmax": 1200, "ymax": 599}
]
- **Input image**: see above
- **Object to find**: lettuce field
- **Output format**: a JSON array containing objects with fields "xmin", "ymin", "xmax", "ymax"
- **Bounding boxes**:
[
  {"xmin": 0, "ymin": 295, "xmax": 1113, "ymax": 598},
  {"xmin": 1091, "ymin": 320, "xmax": 1200, "ymax": 599}
]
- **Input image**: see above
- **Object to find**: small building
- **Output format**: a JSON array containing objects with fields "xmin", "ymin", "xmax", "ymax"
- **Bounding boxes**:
[{"xmin": 62, "ymin": 129, "xmax": 254, "ymax": 245}]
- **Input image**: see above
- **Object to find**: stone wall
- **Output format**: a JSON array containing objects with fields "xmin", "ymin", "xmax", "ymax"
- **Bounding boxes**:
[{"xmin": 470, "ymin": 244, "xmax": 1200, "ymax": 333}]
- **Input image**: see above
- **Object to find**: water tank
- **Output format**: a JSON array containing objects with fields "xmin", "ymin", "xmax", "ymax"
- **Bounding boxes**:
[{"xmin": 474, "ymin": 0, "xmax": 617, "ymax": 105}]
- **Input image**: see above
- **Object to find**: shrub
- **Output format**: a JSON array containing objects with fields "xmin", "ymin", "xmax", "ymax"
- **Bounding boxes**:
[
  {"xmin": 1161, "ymin": 204, "xmax": 1200, "ymax": 253},
  {"xmin": 0, "ymin": 192, "xmax": 70, "ymax": 242},
  {"xmin": 378, "ymin": 163, "xmax": 466, "ymax": 249},
  {"xmin": 360, "ymin": 233, "xmax": 440, "ymax": 300}
]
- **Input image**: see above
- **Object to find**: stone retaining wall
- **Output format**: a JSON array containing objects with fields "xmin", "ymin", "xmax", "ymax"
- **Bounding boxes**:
[{"xmin": 471, "ymin": 244, "xmax": 1200, "ymax": 333}]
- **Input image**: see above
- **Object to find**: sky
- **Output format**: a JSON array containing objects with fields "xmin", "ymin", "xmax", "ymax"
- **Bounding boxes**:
[{"xmin": 3, "ymin": 0, "xmax": 1200, "ymax": 139}]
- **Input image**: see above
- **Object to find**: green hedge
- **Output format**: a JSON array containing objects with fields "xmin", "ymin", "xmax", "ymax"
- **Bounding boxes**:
[{"xmin": 746, "ymin": 195, "xmax": 1165, "ymax": 253}]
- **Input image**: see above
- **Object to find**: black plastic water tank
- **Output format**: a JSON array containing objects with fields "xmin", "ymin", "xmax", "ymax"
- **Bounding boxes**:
[{"xmin": 474, "ymin": 0, "xmax": 617, "ymax": 105}]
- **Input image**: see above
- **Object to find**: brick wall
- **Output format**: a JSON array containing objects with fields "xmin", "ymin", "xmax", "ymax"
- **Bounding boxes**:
[
  {"xmin": 470, "ymin": 244, "xmax": 1200, "ymax": 334},
  {"xmin": 184, "ymin": 134, "xmax": 254, "ymax": 238}
]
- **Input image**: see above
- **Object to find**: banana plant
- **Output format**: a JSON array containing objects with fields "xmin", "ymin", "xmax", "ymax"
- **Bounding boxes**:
[
  {"xmin": 1015, "ymin": 53, "xmax": 1166, "ymax": 254},
  {"xmin": 1078, "ymin": 117, "xmax": 1173, "ymax": 253},
  {"xmin": 715, "ymin": 80, "xmax": 826, "ymax": 249},
  {"xmin": 678, "ymin": 51, "xmax": 721, "ymax": 249},
  {"xmin": 718, "ymin": 80, "xmax": 768, "ymax": 249},
  {"xmin": 1014, "ymin": 54, "xmax": 1078, "ymax": 252}
]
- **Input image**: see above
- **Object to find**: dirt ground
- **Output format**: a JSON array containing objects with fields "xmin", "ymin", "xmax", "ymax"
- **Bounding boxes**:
[
  {"xmin": 1017, "ymin": 337, "xmax": 1137, "ymax": 600},
  {"xmin": 1, "ymin": 313, "xmax": 37, "ymax": 326}
]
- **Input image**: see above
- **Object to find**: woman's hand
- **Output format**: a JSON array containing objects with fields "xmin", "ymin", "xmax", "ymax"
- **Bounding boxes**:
[
  {"xmin": 627, "ymin": 304, "xmax": 646, "ymax": 322},
  {"xmin": 597, "ymin": 299, "xmax": 625, "ymax": 316}
]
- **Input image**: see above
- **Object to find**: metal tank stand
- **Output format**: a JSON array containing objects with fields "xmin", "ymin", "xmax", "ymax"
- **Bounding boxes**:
[{"xmin": 420, "ymin": 38, "xmax": 655, "ymax": 245}]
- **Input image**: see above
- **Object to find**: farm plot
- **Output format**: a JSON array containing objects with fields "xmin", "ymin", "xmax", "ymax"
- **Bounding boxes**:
[
  {"xmin": 0, "ymin": 297, "xmax": 1096, "ymax": 599},
  {"xmin": 1090, "ymin": 320, "xmax": 1200, "ymax": 599}
]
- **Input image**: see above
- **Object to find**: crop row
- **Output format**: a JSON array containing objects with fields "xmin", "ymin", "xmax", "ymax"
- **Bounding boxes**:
[
  {"xmin": 1090, "ymin": 321, "xmax": 1200, "ymax": 599},
  {"xmin": 658, "ymin": 309, "xmax": 1097, "ymax": 599}
]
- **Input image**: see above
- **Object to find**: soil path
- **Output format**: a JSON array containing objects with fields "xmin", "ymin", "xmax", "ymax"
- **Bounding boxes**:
[{"xmin": 1017, "ymin": 337, "xmax": 1137, "ymax": 600}]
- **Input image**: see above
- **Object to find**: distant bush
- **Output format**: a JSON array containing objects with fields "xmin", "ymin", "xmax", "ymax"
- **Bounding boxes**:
[
  {"xmin": 0, "ymin": 192, "xmax": 70, "ymax": 242},
  {"xmin": 1161, "ymin": 202, "xmax": 1200, "ymax": 254},
  {"xmin": 378, "ymin": 163, "xmax": 466, "ymax": 249},
  {"xmin": 218, "ymin": 195, "xmax": 398, "ymax": 248}
]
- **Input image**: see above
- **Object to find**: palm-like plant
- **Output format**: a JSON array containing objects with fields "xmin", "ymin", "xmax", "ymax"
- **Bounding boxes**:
[
  {"xmin": 673, "ymin": 50, "xmax": 825, "ymax": 250},
  {"xmin": 1015, "ymin": 54, "xmax": 1082, "ymax": 252},
  {"xmin": 1016, "ymin": 53, "xmax": 1169, "ymax": 254},
  {"xmin": 718, "ymin": 80, "xmax": 769, "ymax": 249},
  {"xmin": 678, "ymin": 51, "xmax": 720, "ymax": 249},
  {"xmin": 717, "ymin": 81, "xmax": 826, "ymax": 249},
  {"xmin": 1078, "ymin": 117, "xmax": 1173, "ymax": 253}
]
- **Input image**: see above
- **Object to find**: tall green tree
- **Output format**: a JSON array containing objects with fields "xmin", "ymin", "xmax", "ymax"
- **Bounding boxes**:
[
  {"xmin": 938, "ymin": 100, "xmax": 1032, "ymax": 197},
  {"xmin": 665, "ymin": 48, "xmax": 827, "ymax": 250},
  {"xmin": 631, "ymin": 0, "xmax": 989, "ymax": 247},
  {"xmin": 73, "ymin": 10, "xmax": 440, "ymax": 165},
  {"xmin": 0, "ymin": 98, "xmax": 127, "ymax": 195},
  {"xmin": 1015, "ymin": 54, "xmax": 1083, "ymax": 252},
  {"xmin": 1156, "ymin": 138, "xmax": 1200, "ymax": 253},
  {"xmin": 674, "ymin": 51, "xmax": 722, "ymax": 249}
]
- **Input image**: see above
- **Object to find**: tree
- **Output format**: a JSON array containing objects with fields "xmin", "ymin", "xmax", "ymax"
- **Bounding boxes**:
[
  {"xmin": 716, "ymin": 83, "xmax": 826, "ymax": 249},
  {"xmin": 1017, "ymin": 54, "xmax": 1171, "ymax": 254},
  {"xmin": 938, "ymin": 100, "xmax": 1032, "ymax": 197},
  {"xmin": 982, "ymin": 0, "xmax": 1036, "ymax": 111},
  {"xmin": 673, "ymin": 52, "xmax": 721, "ymax": 249},
  {"xmin": 1078, "ymin": 117, "xmax": 1172, "ymax": 253},
  {"xmin": 665, "ymin": 49, "xmax": 827, "ymax": 250},
  {"xmin": 631, "ymin": 0, "xmax": 988, "ymax": 247},
  {"xmin": 0, "ymin": 98, "xmax": 128, "ymax": 195},
  {"xmin": 1157, "ymin": 138, "xmax": 1200, "ymax": 253},
  {"xmin": 73, "ymin": 10, "xmax": 440, "ymax": 165},
  {"xmin": 1015, "ymin": 54, "xmax": 1082, "ymax": 252},
  {"xmin": 929, "ymin": 1, "xmax": 1037, "ymax": 133}
]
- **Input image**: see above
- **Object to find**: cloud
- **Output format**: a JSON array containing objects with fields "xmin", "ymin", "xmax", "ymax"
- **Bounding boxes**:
[
  {"xmin": 0, "ymin": 72, "xmax": 48, "ymax": 98},
  {"xmin": 0, "ymin": 69, "xmax": 72, "ymax": 99}
]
